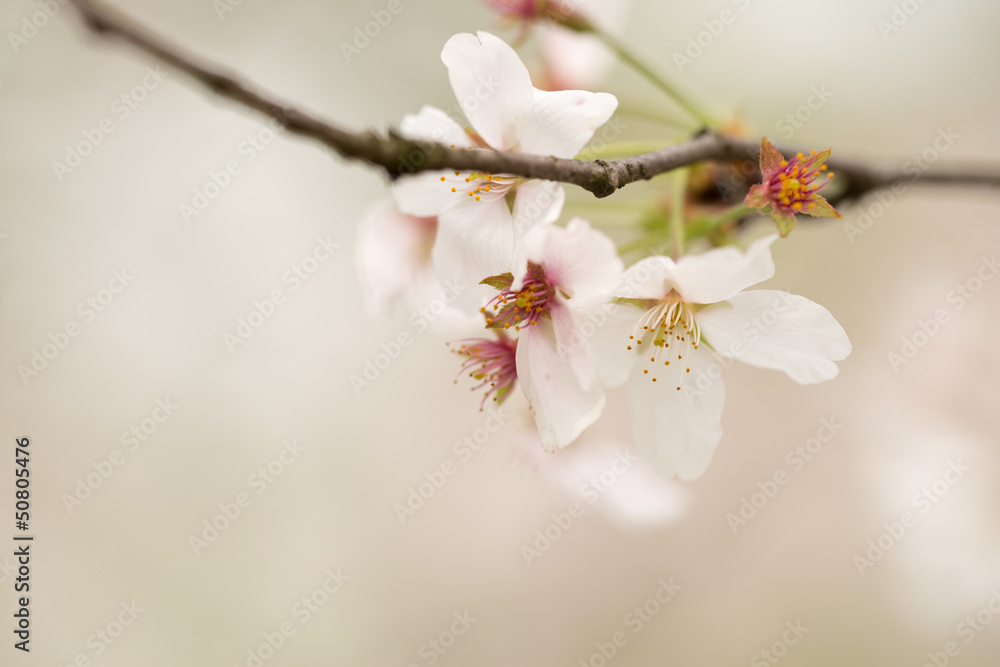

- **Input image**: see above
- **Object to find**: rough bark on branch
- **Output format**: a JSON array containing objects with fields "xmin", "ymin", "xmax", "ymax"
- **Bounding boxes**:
[{"xmin": 68, "ymin": 0, "xmax": 1000, "ymax": 202}]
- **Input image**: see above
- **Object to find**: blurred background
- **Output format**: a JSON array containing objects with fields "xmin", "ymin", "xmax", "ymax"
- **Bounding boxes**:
[{"xmin": 2, "ymin": 0, "xmax": 1000, "ymax": 665}]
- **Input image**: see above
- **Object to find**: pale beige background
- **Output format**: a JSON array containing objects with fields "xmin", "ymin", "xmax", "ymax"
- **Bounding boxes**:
[{"xmin": 2, "ymin": 0, "xmax": 1000, "ymax": 665}]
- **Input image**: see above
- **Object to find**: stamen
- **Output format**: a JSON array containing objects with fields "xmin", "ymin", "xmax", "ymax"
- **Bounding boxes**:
[
  {"xmin": 443, "ymin": 169, "xmax": 516, "ymax": 203},
  {"xmin": 627, "ymin": 296, "xmax": 702, "ymax": 388},
  {"xmin": 483, "ymin": 268, "xmax": 552, "ymax": 330},
  {"xmin": 767, "ymin": 150, "xmax": 835, "ymax": 214},
  {"xmin": 449, "ymin": 336, "xmax": 518, "ymax": 410}
]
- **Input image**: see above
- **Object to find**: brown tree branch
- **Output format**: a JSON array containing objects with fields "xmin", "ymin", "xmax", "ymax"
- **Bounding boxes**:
[{"xmin": 68, "ymin": 0, "xmax": 1000, "ymax": 202}]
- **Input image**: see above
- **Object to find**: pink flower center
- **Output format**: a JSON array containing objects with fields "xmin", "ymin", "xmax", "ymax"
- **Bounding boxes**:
[
  {"xmin": 483, "ymin": 0, "xmax": 549, "ymax": 19},
  {"xmin": 628, "ymin": 296, "xmax": 701, "ymax": 389},
  {"xmin": 482, "ymin": 268, "xmax": 553, "ymax": 329},
  {"xmin": 450, "ymin": 336, "xmax": 518, "ymax": 409},
  {"xmin": 769, "ymin": 151, "xmax": 834, "ymax": 213}
]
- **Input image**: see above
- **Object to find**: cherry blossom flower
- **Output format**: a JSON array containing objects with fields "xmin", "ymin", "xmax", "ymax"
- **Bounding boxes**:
[
  {"xmin": 393, "ymin": 32, "xmax": 618, "ymax": 306},
  {"xmin": 482, "ymin": 0, "xmax": 550, "ymax": 20},
  {"xmin": 355, "ymin": 200, "xmax": 439, "ymax": 319},
  {"xmin": 594, "ymin": 235, "xmax": 851, "ymax": 480},
  {"xmin": 468, "ymin": 218, "xmax": 623, "ymax": 450},
  {"xmin": 450, "ymin": 332, "xmax": 519, "ymax": 408},
  {"xmin": 536, "ymin": 0, "xmax": 631, "ymax": 90},
  {"xmin": 514, "ymin": 429, "xmax": 692, "ymax": 533},
  {"xmin": 482, "ymin": 0, "xmax": 630, "ymax": 91},
  {"xmin": 745, "ymin": 137, "xmax": 842, "ymax": 237}
]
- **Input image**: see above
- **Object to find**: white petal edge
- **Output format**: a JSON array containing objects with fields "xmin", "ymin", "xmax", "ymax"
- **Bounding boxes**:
[
  {"xmin": 549, "ymin": 300, "xmax": 600, "ymax": 391},
  {"xmin": 517, "ymin": 316, "xmax": 605, "ymax": 451},
  {"xmin": 432, "ymin": 200, "xmax": 514, "ymax": 313},
  {"xmin": 538, "ymin": 27, "xmax": 612, "ymax": 91},
  {"xmin": 521, "ymin": 218, "xmax": 623, "ymax": 305},
  {"xmin": 392, "ymin": 170, "xmax": 456, "ymax": 217},
  {"xmin": 509, "ymin": 179, "xmax": 565, "ymax": 286},
  {"xmin": 515, "ymin": 88, "xmax": 619, "ymax": 159},
  {"xmin": 356, "ymin": 201, "xmax": 436, "ymax": 319},
  {"xmin": 697, "ymin": 289, "xmax": 852, "ymax": 385},
  {"xmin": 616, "ymin": 256, "xmax": 675, "ymax": 300},
  {"xmin": 584, "ymin": 300, "xmax": 646, "ymax": 387},
  {"xmin": 628, "ymin": 345, "xmax": 726, "ymax": 480},
  {"xmin": 400, "ymin": 105, "xmax": 471, "ymax": 146},
  {"xmin": 441, "ymin": 32, "xmax": 534, "ymax": 152},
  {"xmin": 671, "ymin": 235, "xmax": 777, "ymax": 304}
]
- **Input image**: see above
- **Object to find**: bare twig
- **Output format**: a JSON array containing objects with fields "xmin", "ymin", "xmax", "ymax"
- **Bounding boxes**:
[{"xmin": 67, "ymin": 0, "xmax": 1000, "ymax": 201}]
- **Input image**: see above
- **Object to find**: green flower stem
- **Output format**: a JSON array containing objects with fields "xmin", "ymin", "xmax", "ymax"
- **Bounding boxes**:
[
  {"xmin": 577, "ymin": 141, "xmax": 674, "ymax": 160},
  {"xmin": 591, "ymin": 27, "xmax": 716, "ymax": 129},
  {"xmin": 703, "ymin": 204, "xmax": 756, "ymax": 231},
  {"xmin": 564, "ymin": 200, "xmax": 652, "ymax": 218},
  {"xmin": 616, "ymin": 104, "xmax": 696, "ymax": 131},
  {"xmin": 617, "ymin": 230, "xmax": 672, "ymax": 256},
  {"xmin": 670, "ymin": 168, "xmax": 689, "ymax": 259}
]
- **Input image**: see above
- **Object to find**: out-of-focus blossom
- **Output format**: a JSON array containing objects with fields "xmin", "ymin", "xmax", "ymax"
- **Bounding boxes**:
[
  {"xmin": 355, "ymin": 200, "xmax": 439, "ymax": 319},
  {"xmin": 537, "ymin": 0, "xmax": 632, "ymax": 90},
  {"xmin": 483, "ymin": 0, "xmax": 550, "ymax": 20},
  {"xmin": 745, "ymin": 137, "xmax": 842, "ymax": 237},
  {"xmin": 514, "ymin": 428, "xmax": 693, "ymax": 532},
  {"xmin": 450, "ymin": 332, "xmax": 519, "ymax": 409}
]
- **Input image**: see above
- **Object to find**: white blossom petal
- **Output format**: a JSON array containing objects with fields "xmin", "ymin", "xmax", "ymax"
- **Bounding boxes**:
[
  {"xmin": 512, "ymin": 179, "xmax": 565, "ymax": 233},
  {"xmin": 509, "ymin": 179, "xmax": 565, "ymax": 284},
  {"xmin": 400, "ymin": 105, "xmax": 471, "ymax": 146},
  {"xmin": 586, "ymin": 301, "xmax": 646, "ymax": 387},
  {"xmin": 698, "ymin": 290, "xmax": 852, "ymax": 384},
  {"xmin": 522, "ymin": 218, "xmax": 622, "ymax": 304},
  {"xmin": 517, "ymin": 316, "xmax": 605, "ymax": 451},
  {"xmin": 628, "ymin": 345, "xmax": 726, "ymax": 480},
  {"xmin": 356, "ymin": 201, "xmax": 436, "ymax": 319},
  {"xmin": 538, "ymin": 0, "xmax": 631, "ymax": 90},
  {"xmin": 515, "ymin": 88, "xmax": 619, "ymax": 159},
  {"xmin": 538, "ymin": 27, "xmax": 611, "ymax": 91},
  {"xmin": 432, "ymin": 200, "xmax": 514, "ymax": 311},
  {"xmin": 670, "ymin": 235, "xmax": 777, "ymax": 304},
  {"xmin": 441, "ymin": 32, "xmax": 534, "ymax": 152},
  {"xmin": 392, "ymin": 170, "xmax": 455, "ymax": 217},
  {"xmin": 549, "ymin": 300, "xmax": 600, "ymax": 391},
  {"xmin": 616, "ymin": 256, "xmax": 675, "ymax": 300},
  {"xmin": 516, "ymin": 432, "xmax": 692, "ymax": 532}
]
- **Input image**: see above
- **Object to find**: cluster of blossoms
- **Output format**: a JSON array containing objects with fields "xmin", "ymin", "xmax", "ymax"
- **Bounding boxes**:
[{"xmin": 357, "ymin": 30, "xmax": 851, "ymax": 481}]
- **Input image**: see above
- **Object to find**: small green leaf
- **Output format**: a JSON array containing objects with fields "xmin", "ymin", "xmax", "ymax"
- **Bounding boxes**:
[
  {"xmin": 613, "ymin": 297, "xmax": 658, "ymax": 310},
  {"xmin": 480, "ymin": 273, "xmax": 514, "ymax": 290},
  {"xmin": 771, "ymin": 212, "xmax": 797, "ymax": 237}
]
